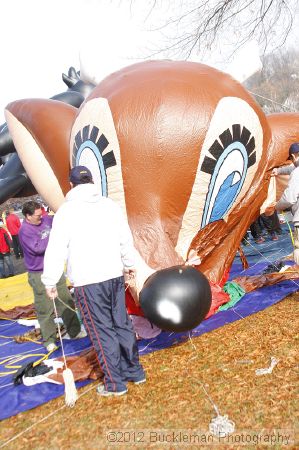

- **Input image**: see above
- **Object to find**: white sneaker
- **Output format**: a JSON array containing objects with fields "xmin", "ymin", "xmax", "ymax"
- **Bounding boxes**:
[
  {"xmin": 63, "ymin": 327, "xmax": 87, "ymax": 340},
  {"xmin": 97, "ymin": 384, "xmax": 128, "ymax": 397},
  {"xmin": 75, "ymin": 328, "xmax": 87, "ymax": 339},
  {"xmin": 133, "ymin": 378, "xmax": 146, "ymax": 385},
  {"xmin": 46, "ymin": 343, "xmax": 58, "ymax": 352}
]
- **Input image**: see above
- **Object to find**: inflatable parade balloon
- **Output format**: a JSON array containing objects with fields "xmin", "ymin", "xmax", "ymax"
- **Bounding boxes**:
[
  {"xmin": 139, "ymin": 265, "xmax": 212, "ymax": 332},
  {"xmin": 0, "ymin": 67, "xmax": 95, "ymax": 203},
  {"xmin": 4, "ymin": 60, "xmax": 299, "ymax": 291}
]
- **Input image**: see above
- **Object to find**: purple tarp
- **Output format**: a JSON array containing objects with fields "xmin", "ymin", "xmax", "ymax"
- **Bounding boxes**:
[{"xmin": 0, "ymin": 227, "xmax": 298, "ymax": 421}]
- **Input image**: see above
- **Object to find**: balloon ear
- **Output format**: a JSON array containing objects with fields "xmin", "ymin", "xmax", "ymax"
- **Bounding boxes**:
[
  {"xmin": 267, "ymin": 113, "xmax": 299, "ymax": 169},
  {"xmin": 5, "ymin": 99, "xmax": 77, "ymax": 211},
  {"xmin": 62, "ymin": 66, "xmax": 80, "ymax": 88}
]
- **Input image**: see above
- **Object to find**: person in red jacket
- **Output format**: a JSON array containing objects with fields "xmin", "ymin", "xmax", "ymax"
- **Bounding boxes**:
[
  {"xmin": 5, "ymin": 208, "xmax": 23, "ymax": 258},
  {"xmin": 0, "ymin": 220, "xmax": 14, "ymax": 278}
]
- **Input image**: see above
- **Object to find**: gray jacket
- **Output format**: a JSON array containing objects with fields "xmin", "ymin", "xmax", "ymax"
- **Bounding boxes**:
[
  {"xmin": 276, "ymin": 166, "xmax": 299, "ymax": 225},
  {"xmin": 277, "ymin": 165, "xmax": 295, "ymax": 176}
]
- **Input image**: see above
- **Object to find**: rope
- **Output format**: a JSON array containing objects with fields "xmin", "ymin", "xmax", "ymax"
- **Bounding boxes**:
[
  {"xmin": 248, "ymin": 90, "xmax": 297, "ymax": 112},
  {"xmin": 0, "ymin": 346, "xmax": 45, "ymax": 362},
  {"xmin": 0, "ymin": 323, "xmax": 15, "ymax": 328},
  {"xmin": 0, "ymin": 343, "xmax": 93, "ymax": 389},
  {"xmin": 188, "ymin": 332, "xmax": 235, "ymax": 437},
  {"xmin": 0, "ymin": 340, "xmax": 14, "ymax": 347},
  {"xmin": 0, "ymin": 383, "xmax": 95, "ymax": 448},
  {"xmin": 0, "ymin": 334, "xmax": 43, "ymax": 345},
  {"xmin": 52, "ymin": 299, "xmax": 67, "ymax": 368},
  {"xmin": 52, "ymin": 295, "xmax": 78, "ymax": 407},
  {"xmin": 282, "ymin": 212, "xmax": 295, "ymax": 246},
  {"xmin": 0, "ymin": 382, "xmax": 14, "ymax": 390},
  {"xmin": 0, "ymin": 348, "xmax": 56, "ymax": 377},
  {"xmin": 242, "ymin": 237, "xmax": 299, "ymax": 290},
  {"xmin": 0, "ymin": 317, "xmax": 17, "ymax": 323},
  {"xmin": 54, "ymin": 296, "xmax": 76, "ymax": 313}
]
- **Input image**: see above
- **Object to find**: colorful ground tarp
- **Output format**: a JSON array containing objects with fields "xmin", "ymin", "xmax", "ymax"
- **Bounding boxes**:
[
  {"xmin": 0, "ymin": 226, "xmax": 298, "ymax": 421},
  {"xmin": 0, "ymin": 273, "xmax": 33, "ymax": 310}
]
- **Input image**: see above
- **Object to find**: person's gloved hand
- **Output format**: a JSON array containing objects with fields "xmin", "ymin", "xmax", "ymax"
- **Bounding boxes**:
[
  {"xmin": 124, "ymin": 267, "xmax": 137, "ymax": 281},
  {"xmin": 124, "ymin": 268, "xmax": 139, "ymax": 305}
]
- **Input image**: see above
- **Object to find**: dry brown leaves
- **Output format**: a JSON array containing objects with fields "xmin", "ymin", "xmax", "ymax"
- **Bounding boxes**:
[{"xmin": 0, "ymin": 294, "xmax": 298, "ymax": 449}]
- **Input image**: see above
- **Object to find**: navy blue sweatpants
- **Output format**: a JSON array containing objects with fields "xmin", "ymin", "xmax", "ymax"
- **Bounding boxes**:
[{"xmin": 75, "ymin": 276, "xmax": 145, "ymax": 392}]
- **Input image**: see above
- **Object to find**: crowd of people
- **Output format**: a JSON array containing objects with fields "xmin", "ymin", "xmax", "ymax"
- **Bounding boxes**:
[
  {"xmin": 0, "ymin": 207, "xmax": 24, "ymax": 278},
  {"xmin": 242, "ymin": 143, "xmax": 299, "ymax": 249}
]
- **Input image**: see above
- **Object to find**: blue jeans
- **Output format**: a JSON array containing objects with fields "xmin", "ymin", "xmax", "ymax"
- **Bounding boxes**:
[{"xmin": 0, "ymin": 253, "xmax": 14, "ymax": 278}]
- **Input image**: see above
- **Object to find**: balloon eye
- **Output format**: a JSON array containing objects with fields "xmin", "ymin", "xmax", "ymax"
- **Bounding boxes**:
[
  {"xmin": 72, "ymin": 125, "xmax": 116, "ymax": 196},
  {"xmin": 200, "ymin": 124, "xmax": 256, "ymax": 228}
]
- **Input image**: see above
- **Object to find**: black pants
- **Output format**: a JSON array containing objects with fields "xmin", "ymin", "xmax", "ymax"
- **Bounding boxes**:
[
  {"xmin": 250, "ymin": 212, "xmax": 282, "ymax": 239},
  {"xmin": 259, "ymin": 212, "xmax": 282, "ymax": 234},
  {"xmin": 11, "ymin": 235, "xmax": 23, "ymax": 258},
  {"xmin": 250, "ymin": 219, "xmax": 262, "ymax": 239}
]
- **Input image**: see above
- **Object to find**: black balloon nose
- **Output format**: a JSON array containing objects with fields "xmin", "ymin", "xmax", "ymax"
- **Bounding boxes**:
[{"xmin": 139, "ymin": 265, "xmax": 212, "ymax": 332}]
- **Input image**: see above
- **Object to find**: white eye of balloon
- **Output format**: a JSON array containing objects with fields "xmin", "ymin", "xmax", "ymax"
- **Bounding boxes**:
[
  {"xmin": 73, "ymin": 125, "xmax": 116, "ymax": 197},
  {"xmin": 176, "ymin": 97, "xmax": 263, "ymax": 258},
  {"xmin": 157, "ymin": 299, "xmax": 181, "ymax": 324},
  {"xmin": 70, "ymin": 97, "xmax": 127, "ymax": 214},
  {"xmin": 200, "ymin": 124, "xmax": 256, "ymax": 227}
]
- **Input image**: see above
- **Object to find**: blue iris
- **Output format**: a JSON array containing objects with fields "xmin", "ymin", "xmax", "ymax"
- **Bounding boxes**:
[
  {"xmin": 209, "ymin": 171, "xmax": 241, "ymax": 222},
  {"xmin": 201, "ymin": 141, "xmax": 248, "ymax": 227}
]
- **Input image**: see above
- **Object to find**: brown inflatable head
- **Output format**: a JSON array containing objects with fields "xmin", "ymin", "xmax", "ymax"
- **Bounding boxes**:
[
  {"xmin": 7, "ymin": 60, "xmax": 299, "ymax": 284},
  {"xmin": 70, "ymin": 60, "xmax": 271, "ymax": 282}
]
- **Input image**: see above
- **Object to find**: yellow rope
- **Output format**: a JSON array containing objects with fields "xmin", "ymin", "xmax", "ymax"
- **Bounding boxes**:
[
  {"xmin": 283, "ymin": 212, "xmax": 295, "ymax": 246},
  {"xmin": 0, "ymin": 348, "xmax": 56, "ymax": 377},
  {"xmin": 0, "ymin": 317, "xmax": 17, "ymax": 322},
  {"xmin": 0, "ymin": 334, "xmax": 43, "ymax": 344}
]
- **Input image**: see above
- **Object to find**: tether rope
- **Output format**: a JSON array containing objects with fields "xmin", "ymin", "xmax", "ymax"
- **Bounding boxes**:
[
  {"xmin": 188, "ymin": 332, "xmax": 235, "ymax": 437},
  {"xmin": 0, "ymin": 384, "xmax": 96, "ymax": 448},
  {"xmin": 248, "ymin": 90, "xmax": 297, "ymax": 112}
]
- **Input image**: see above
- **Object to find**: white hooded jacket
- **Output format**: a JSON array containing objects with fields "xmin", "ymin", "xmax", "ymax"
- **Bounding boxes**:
[
  {"xmin": 276, "ymin": 166, "xmax": 299, "ymax": 225},
  {"xmin": 41, "ymin": 184, "xmax": 136, "ymax": 288}
]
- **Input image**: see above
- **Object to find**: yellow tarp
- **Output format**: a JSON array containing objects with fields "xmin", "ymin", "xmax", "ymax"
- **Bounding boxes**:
[{"xmin": 0, "ymin": 273, "xmax": 33, "ymax": 311}]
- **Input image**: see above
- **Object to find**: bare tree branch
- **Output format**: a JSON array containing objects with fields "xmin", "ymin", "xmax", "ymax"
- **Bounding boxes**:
[
  {"xmin": 245, "ymin": 47, "xmax": 299, "ymax": 112},
  {"xmin": 132, "ymin": 0, "xmax": 298, "ymax": 60}
]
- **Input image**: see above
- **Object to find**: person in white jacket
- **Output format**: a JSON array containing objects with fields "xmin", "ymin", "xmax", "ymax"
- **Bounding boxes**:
[
  {"xmin": 274, "ymin": 143, "xmax": 299, "ymax": 263},
  {"xmin": 42, "ymin": 166, "xmax": 145, "ymax": 397}
]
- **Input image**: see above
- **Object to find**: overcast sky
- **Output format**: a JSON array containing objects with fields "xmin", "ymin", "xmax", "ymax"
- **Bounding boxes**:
[{"xmin": 0, "ymin": 0, "xmax": 298, "ymax": 123}]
